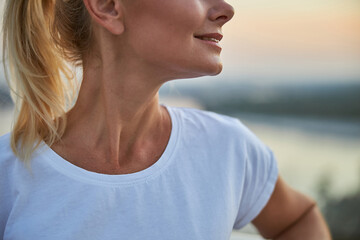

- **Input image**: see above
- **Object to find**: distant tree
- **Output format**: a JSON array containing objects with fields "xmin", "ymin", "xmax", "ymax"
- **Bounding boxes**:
[{"xmin": 316, "ymin": 165, "xmax": 360, "ymax": 240}]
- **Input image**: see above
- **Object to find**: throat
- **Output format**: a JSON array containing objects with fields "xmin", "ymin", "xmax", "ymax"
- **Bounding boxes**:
[{"xmin": 50, "ymin": 105, "xmax": 172, "ymax": 175}]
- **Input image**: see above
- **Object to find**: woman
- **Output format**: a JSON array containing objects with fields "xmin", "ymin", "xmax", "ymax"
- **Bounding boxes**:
[{"xmin": 0, "ymin": 0, "xmax": 331, "ymax": 239}]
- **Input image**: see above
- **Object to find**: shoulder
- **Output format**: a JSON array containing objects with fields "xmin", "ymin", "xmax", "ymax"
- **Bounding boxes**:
[
  {"xmin": 0, "ymin": 132, "xmax": 20, "ymax": 172},
  {"xmin": 0, "ymin": 132, "xmax": 11, "ymax": 144},
  {"xmin": 170, "ymin": 106, "xmax": 235, "ymax": 122},
  {"xmin": 0, "ymin": 132, "xmax": 17, "ymax": 162},
  {"xmin": 169, "ymin": 106, "xmax": 262, "ymax": 145},
  {"xmin": 169, "ymin": 106, "xmax": 242, "ymax": 131},
  {"xmin": 0, "ymin": 133, "xmax": 18, "ymax": 188}
]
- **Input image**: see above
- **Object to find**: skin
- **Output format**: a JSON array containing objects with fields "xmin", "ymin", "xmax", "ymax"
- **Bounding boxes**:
[
  {"xmin": 252, "ymin": 176, "xmax": 332, "ymax": 239},
  {"xmin": 51, "ymin": 0, "xmax": 235, "ymax": 174},
  {"xmin": 52, "ymin": 0, "xmax": 332, "ymax": 238}
]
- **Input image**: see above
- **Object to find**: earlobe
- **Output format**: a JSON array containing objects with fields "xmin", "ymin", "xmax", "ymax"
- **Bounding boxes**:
[{"xmin": 83, "ymin": 0, "xmax": 124, "ymax": 35}]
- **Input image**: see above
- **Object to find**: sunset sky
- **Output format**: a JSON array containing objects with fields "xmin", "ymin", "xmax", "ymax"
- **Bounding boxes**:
[
  {"xmin": 0, "ymin": 0, "xmax": 359, "ymax": 84},
  {"xmin": 220, "ymin": 0, "xmax": 360, "ymax": 83}
]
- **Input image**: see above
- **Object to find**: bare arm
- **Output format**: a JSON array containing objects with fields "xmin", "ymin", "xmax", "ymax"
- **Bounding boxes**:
[
  {"xmin": 273, "ymin": 203, "xmax": 331, "ymax": 239},
  {"xmin": 251, "ymin": 176, "xmax": 332, "ymax": 239}
]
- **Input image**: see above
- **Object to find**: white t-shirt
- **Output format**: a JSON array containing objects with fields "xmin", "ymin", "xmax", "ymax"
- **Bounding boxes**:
[{"xmin": 0, "ymin": 105, "xmax": 278, "ymax": 240}]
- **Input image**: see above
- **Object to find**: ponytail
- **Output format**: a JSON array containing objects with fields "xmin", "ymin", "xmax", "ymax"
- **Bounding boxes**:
[{"xmin": 2, "ymin": 0, "xmax": 90, "ymax": 163}]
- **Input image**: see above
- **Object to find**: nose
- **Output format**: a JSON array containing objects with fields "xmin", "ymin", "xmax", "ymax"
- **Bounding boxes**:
[{"xmin": 208, "ymin": 1, "xmax": 235, "ymax": 26}]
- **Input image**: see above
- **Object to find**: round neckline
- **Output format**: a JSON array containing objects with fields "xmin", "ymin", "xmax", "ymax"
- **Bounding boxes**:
[{"xmin": 37, "ymin": 104, "xmax": 180, "ymax": 187}]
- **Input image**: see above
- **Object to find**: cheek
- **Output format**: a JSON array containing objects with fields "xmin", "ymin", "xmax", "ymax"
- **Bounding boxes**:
[
  {"xmin": 125, "ymin": 0, "xmax": 222, "ymax": 76},
  {"xmin": 126, "ymin": 0, "xmax": 203, "ymax": 54}
]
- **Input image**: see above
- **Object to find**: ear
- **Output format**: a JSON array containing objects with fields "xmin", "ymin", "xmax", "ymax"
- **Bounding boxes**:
[{"xmin": 83, "ymin": 0, "xmax": 124, "ymax": 35}]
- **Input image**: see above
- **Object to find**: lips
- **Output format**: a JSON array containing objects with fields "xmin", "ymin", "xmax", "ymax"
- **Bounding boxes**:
[{"xmin": 194, "ymin": 33, "xmax": 223, "ymax": 42}]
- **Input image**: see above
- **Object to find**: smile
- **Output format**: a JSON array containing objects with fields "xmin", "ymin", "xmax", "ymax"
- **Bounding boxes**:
[
  {"xmin": 194, "ymin": 36, "xmax": 220, "ymax": 43},
  {"xmin": 194, "ymin": 37, "xmax": 222, "ymax": 50}
]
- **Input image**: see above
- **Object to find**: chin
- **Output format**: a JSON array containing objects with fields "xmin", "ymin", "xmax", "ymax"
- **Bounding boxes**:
[
  {"xmin": 172, "ymin": 61, "xmax": 223, "ymax": 79},
  {"xmin": 206, "ymin": 62, "xmax": 223, "ymax": 76},
  {"xmin": 192, "ymin": 64, "xmax": 223, "ymax": 78}
]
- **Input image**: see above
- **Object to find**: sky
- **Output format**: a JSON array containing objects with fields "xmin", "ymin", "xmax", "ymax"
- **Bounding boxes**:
[
  {"xmin": 220, "ymin": 0, "xmax": 360, "ymax": 83},
  {"xmin": 1, "ymin": 0, "xmax": 359, "ymax": 85}
]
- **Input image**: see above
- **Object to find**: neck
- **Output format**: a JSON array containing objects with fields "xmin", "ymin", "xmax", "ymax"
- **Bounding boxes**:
[{"xmin": 59, "ymin": 56, "xmax": 169, "ymax": 168}]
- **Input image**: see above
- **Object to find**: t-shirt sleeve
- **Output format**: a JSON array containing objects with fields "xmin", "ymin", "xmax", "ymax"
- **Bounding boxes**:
[{"xmin": 232, "ymin": 120, "xmax": 279, "ymax": 230}]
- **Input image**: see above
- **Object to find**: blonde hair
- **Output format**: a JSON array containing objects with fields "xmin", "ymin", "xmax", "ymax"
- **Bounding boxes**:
[{"xmin": 2, "ymin": 0, "xmax": 92, "ymax": 163}]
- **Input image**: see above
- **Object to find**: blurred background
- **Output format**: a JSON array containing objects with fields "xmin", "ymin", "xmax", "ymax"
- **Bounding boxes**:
[{"xmin": 1, "ymin": 0, "xmax": 360, "ymax": 239}]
